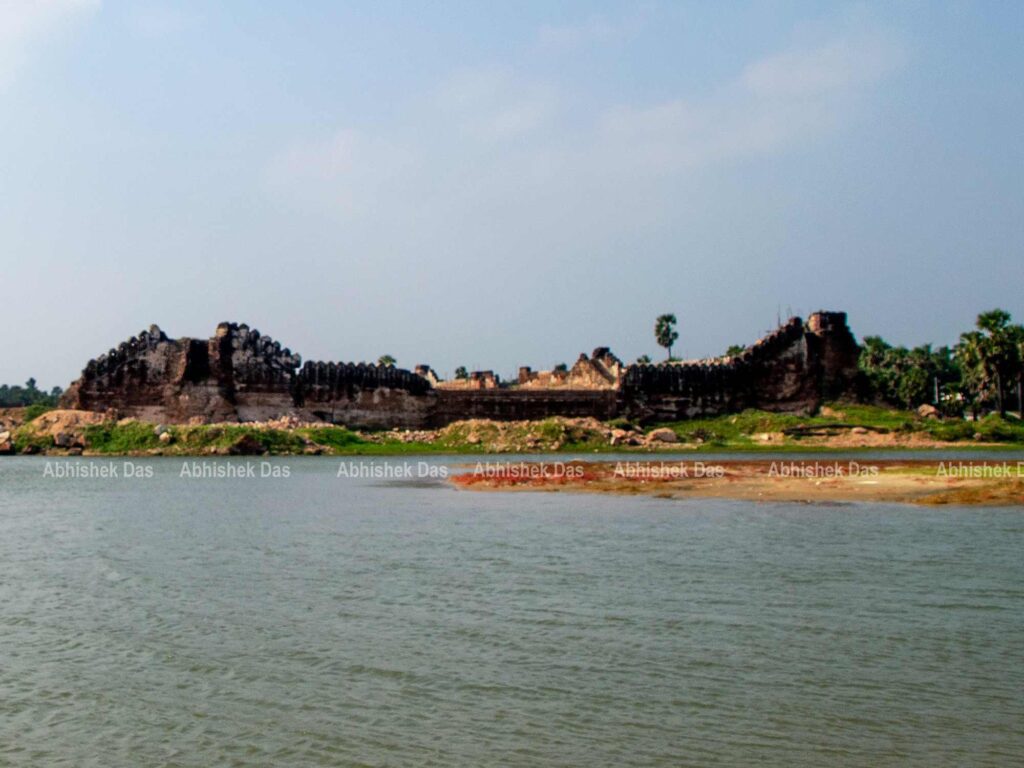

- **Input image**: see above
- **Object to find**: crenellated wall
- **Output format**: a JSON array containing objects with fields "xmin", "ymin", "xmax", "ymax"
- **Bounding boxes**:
[
  {"xmin": 431, "ymin": 389, "xmax": 618, "ymax": 426},
  {"xmin": 295, "ymin": 360, "xmax": 435, "ymax": 428},
  {"xmin": 61, "ymin": 312, "xmax": 860, "ymax": 427},
  {"xmin": 619, "ymin": 313, "xmax": 858, "ymax": 421}
]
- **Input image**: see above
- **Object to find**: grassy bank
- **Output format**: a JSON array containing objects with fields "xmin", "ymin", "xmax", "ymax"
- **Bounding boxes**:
[
  {"xmin": 4, "ymin": 404, "xmax": 1024, "ymax": 456},
  {"xmin": 657, "ymin": 405, "xmax": 1024, "ymax": 451}
]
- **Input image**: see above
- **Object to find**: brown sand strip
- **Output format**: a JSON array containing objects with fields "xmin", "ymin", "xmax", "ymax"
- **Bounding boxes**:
[{"xmin": 450, "ymin": 459, "xmax": 1024, "ymax": 506}]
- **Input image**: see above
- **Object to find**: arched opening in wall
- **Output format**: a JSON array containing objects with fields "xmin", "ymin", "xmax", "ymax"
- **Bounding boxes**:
[{"xmin": 183, "ymin": 340, "xmax": 211, "ymax": 383}]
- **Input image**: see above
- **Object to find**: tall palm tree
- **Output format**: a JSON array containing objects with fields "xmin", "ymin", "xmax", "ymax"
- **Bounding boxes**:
[
  {"xmin": 956, "ymin": 331, "xmax": 988, "ymax": 419},
  {"xmin": 977, "ymin": 310, "xmax": 1022, "ymax": 417},
  {"xmin": 957, "ymin": 310, "xmax": 1024, "ymax": 418},
  {"xmin": 655, "ymin": 314, "xmax": 679, "ymax": 362}
]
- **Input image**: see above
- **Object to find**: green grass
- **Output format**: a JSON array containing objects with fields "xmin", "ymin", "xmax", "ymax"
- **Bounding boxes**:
[
  {"xmin": 654, "ymin": 409, "xmax": 830, "ymax": 448},
  {"xmin": 296, "ymin": 426, "xmax": 366, "ymax": 450},
  {"xmin": 11, "ymin": 425, "xmax": 54, "ymax": 453},
  {"xmin": 651, "ymin": 404, "xmax": 1024, "ymax": 451},
  {"xmin": 924, "ymin": 413, "xmax": 1024, "ymax": 443},
  {"xmin": 15, "ymin": 403, "xmax": 1024, "ymax": 456},
  {"xmin": 78, "ymin": 421, "xmax": 449, "ymax": 455},
  {"xmin": 83, "ymin": 421, "xmax": 161, "ymax": 453},
  {"xmin": 171, "ymin": 425, "xmax": 306, "ymax": 454}
]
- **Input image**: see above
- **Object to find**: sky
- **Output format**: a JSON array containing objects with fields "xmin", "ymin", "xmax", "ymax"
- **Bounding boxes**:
[{"xmin": 1, "ymin": 0, "xmax": 1022, "ymax": 388}]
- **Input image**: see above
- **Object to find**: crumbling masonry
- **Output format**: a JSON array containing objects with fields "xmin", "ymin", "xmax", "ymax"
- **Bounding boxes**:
[{"xmin": 60, "ymin": 312, "xmax": 860, "ymax": 427}]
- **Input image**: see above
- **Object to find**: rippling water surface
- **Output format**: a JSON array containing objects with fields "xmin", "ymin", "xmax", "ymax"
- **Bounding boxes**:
[{"xmin": 1, "ymin": 456, "xmax": 1023, "ymax": 767}]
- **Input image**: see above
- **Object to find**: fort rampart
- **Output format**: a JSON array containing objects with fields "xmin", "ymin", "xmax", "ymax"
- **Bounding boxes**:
[{"xmin": 60, "ymin": 312, "xmax": 860, "ymax": 427}]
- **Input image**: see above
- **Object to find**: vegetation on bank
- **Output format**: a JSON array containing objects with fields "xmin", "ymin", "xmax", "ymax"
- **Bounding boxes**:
[
  {"xmin": 656, "ymin": 405, "xmax": 1024, "ymax": 450},
  {"xmin": 71, "ymin": 418, "xmax": 617, "ymax": 456},
  {"xmin": 859, "ymin": 308, "xmax": 1024, "ymax": 417},
  {"xmin": 5, "ymin": 403, "xmax": 1024, "ymax": 456}
]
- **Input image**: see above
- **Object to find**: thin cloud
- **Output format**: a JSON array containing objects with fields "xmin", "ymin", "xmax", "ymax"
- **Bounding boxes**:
[
  {"xmin": 431, "ymin": 69, "xmax": 556, "ymax": 142},
  {"xmin": 0, "ymin": 0, "xmax": 100, "ymax": 89},
  {"xmin": 127, "ymin": 4, "xmax": 194, "ymax": 39},
  {"xmin": 598, "ymin": 32, "xmax": 905, "ymax": 170},
  {"xmin": 742, "ymin": 34, "xmax": 905, "ymax": 98},
  {"xmin": 538, "ymin": 12, "xmax": 644, "ymax": 49},
  {"xmin": 266, "ymin": 29, "xmax": 905, "ymax": 227}
]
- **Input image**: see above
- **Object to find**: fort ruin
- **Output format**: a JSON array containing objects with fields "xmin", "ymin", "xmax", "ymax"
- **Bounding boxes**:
[{"xmin": 60, "ymin": 312, "xmax": 860, "ymax": 427}]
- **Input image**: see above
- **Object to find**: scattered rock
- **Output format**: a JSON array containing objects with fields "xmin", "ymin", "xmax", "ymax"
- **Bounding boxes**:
[
  {"xmin": 67, "ymin": 446, "xmax": 83, "ymax": 456},
  {"xmin": 851, "ymin": 427, "xmax": 869, "ymax": 435},
  {"xmin": 0, "ymin": 437, "xmax": 14, "ymax": 455},
  {"xmin": 229, "ymin": 433, "xmax": 266, "ymax": 455},
  {"xmin": 917, "ymin": 404, "xmax": 940, "ymax": 420},
  {"xmin": 158, "ymin": 431, "xmax": 173, "ymax": 444},
  {"xmin": 820, "ymin": 406, "xmax": 846, "ymax": 419},
  {"xmin": 647, "ymin": 427, "xmax": 679, "ymax": 444},
  {"xmin": 54, "ymin": 432, "xmax": 73, "ymax": 448}
]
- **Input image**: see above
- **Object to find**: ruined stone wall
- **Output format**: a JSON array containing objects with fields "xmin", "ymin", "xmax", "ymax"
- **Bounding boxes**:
[
  {"xmin": 61, "ymin": 323, "xmax": 434, "ymax": 427},
  {"xmin": 619, "ymin": 313, "xmax": 859, "ymax": 422},
  {"xmin": 516, "ymin": 348, "xmax": 623, "ymax": 390},
  {"xmin": 61, "ymin": 325, "xmax": 237, "ymax": 423},
  {"xmin": 61, "ymin": 311, "xmax": 859, "ymax": 428},
  {"xmin": 295, "ymin": 361, "xmax": 435, "ymax": 428},
  {"xmin": 435, "ymin": 371, "xmax": 500, "ymax": 390},
  {"xmin": 431, "ymin": 389, "xmax": 618, "ymax": 426},
  {"xmin": 215, "ymin": 323, "xmax": 303, "ymax": 421}
]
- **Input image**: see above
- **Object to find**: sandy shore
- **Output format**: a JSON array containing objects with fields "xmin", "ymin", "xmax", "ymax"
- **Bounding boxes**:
[{"xmin": 450, "ymin": 459, "xmax": 1024, "ymax": 506}]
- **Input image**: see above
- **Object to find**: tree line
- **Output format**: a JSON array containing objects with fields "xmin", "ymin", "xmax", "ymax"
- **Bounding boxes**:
[
  {"xmin": 859, "ymin": 309, "xmax": 1024, "ymax": 417},
  {"xmin": 0, "ymin": 379, "xmax": 63, "ymax": 408}
]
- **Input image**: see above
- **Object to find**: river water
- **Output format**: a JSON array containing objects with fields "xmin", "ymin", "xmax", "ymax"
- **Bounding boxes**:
[{"xmin": 1, "ymin": 456, "xmax": 1022, "ymax": 766}]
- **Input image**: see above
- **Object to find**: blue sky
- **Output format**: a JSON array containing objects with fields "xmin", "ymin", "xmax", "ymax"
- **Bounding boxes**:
[{"xmin": 1, "ymin": 1, "xmax": 1022, "ymax": 387}]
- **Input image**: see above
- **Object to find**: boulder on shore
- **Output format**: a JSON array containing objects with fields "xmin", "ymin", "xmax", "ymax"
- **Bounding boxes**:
[
  {"xmin": 646, "ymin": 427, "xmax": 679, "ymax": 444},
  {"xmin": 229, "ymin": 434, "xmax": 266, "ymax": 455}
]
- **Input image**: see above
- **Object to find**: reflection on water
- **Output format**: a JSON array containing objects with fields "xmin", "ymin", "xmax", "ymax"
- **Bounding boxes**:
[{"xmin": 1, "ymin": 457, "xmax": 1022, "ymax": 767}]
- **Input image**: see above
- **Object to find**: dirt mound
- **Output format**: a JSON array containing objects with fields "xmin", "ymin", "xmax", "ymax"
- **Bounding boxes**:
[
  {"xmin": 24, "ymin": 409, "xmax": 108, "ymax": 438},
  {"xmin": 0, "ymin": 408, "xmax": 30, "ymax": 431},
  {"xmin": 438, "ymin": 417, "xmax": 636, "ymax": 452}
]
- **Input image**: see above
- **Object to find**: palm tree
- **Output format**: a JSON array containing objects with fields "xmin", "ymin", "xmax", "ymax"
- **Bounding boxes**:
[
  {"xmin": 378, "ymin": 354, "xmax": 396, "ymax": 368},
  {"xmin": 956, "ymin": 330, "xmax": 988, "ymax": 419},
  {"xmin": 976, "ymin": 310, "xmax": 1023, "ymax": 417},
  {"xmin": 654, "ymin": 314, "xmax": 679, "ymax": 361},
  {"xmin": 957, "ymin": 310, "xmax": 1024, "ymax": 418},
  {"xmin": 1018, "ymin": 336, "xmax": 1024, "ymax": 416}
]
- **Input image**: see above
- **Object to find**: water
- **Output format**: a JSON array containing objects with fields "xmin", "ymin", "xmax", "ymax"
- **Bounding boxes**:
[{"xmin": 1, "ymin": 456, "xmax": 1022, "ymax": 767}]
